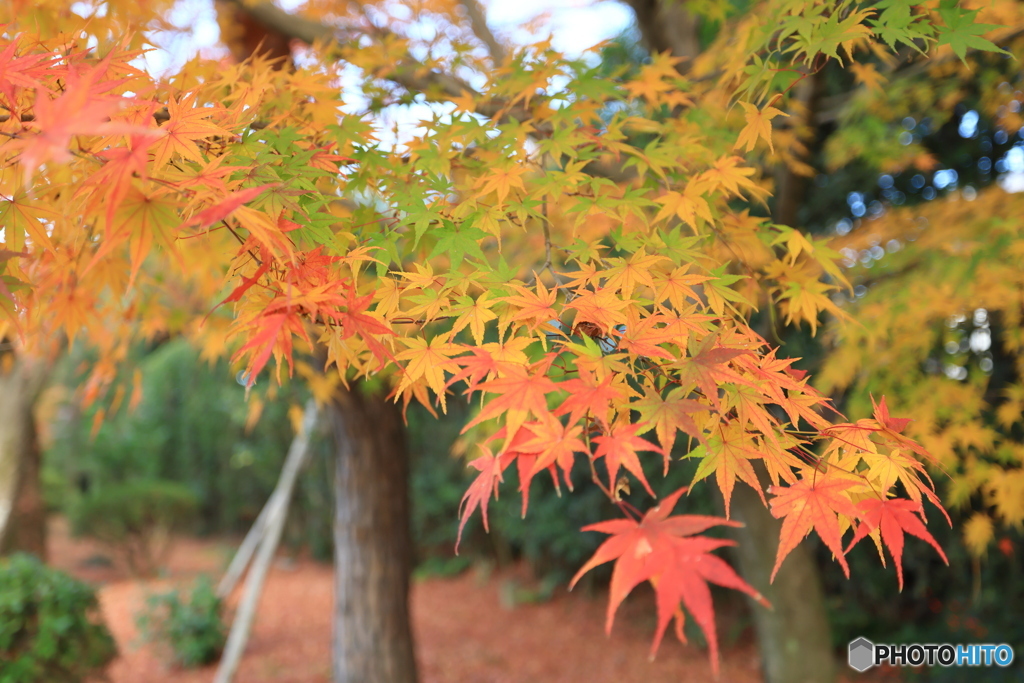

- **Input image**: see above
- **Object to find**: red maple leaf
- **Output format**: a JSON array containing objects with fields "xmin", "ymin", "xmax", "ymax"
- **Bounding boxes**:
[
  {"xmin": 570, "ymin": 488, "xmax": 768, "ymax": 675},
  {"xmin": 461, "ymin": 363, "xmax": 560, "ymax": 438},
  {"xmin": 845, "ymin": 497, "xmax": 948, "ymax": 590},
  {"xmin": 0, "ymin": 39, "xmax": 60, "ymax": 109},
  {"xmin": 232, "ymin": 311, "xmax": 297, "ymax": 386},
  {"xmin": 768, "ymin": 473, "xmax": 860, "ymax": 581},
  {"xmin": 872, "ymin": 395, "xmax": 912, "ymax": 433},
  {"xmin": 592, "ymin": 421, "xmax": 663, "ymax": 497},
  {"xmin": 185, "ymin": 183, "xmax": 279, "ymax": 230},
  {"xmin": 518, "ymin": 414, "xmax": 589, "ymax": 493},
  {"xmin": 324, "ymin": 285, "xmax": 395, "ymax": 368},
  {"xmin": 456, "ymin": 446, "xmax": 516, "ymax": 552},
  {"xmin": 555, "ymin": 370, "xmax": 626, "ymax": 428}
]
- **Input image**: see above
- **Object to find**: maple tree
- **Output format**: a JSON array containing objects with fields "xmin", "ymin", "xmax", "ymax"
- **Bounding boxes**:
[{"xmin": 0, "ymin": 0, "xmax": 1017, "ymax": 681}]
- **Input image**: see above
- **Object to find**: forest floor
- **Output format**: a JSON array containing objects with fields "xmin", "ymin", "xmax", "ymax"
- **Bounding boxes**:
[{"xmin": 48, "ymin": 517, "xmax": 895, "ymax": 683}]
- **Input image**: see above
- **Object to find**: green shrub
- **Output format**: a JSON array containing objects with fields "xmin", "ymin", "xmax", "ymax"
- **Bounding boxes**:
[
  {"xmin": 46, "ymin": 339, "xmax": 335, "ymax": 559},
  {"xmin": 135, "ymin": 577, "xmax": 226, "ymax": 668},
  {"xmin": 71, "ymin": 480, "xmax": 199, "ymax": 576},
  {"xmin": 0, "ymin": 553, "xmax": 116, "ymax": 683}
]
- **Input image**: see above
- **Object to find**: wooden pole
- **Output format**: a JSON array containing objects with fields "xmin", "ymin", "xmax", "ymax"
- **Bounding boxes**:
[{"xmin": 213, "ymin": 399, "xmax": 318, "ymax": 683}]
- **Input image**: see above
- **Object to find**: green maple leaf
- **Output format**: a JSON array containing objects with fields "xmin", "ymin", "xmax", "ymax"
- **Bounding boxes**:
[
  {"xmin": 429, "ymin": 221, "xmax": 488, "ymax": 271},
  {"xmin": 870, "ymin": 0, "xmax": 935, "ymax": 54},
  {"xmin": 936, "ymin": 0, "xmax": 1010, "ymax": 64}
]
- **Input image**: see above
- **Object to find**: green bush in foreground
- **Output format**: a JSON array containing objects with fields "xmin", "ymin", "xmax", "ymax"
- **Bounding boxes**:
[{"xmin": 0, "ymin": 553, "xmax": 116, "ymax": 683}]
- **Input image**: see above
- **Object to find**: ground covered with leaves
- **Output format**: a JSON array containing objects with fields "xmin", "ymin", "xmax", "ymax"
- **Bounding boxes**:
[
  {"xmin": 48, "ymin": 517, "xmax": 764, "ymax": 683},
  {"xmin": 48, "ymin": 517, "xmax": 899, "ymax": 683}
]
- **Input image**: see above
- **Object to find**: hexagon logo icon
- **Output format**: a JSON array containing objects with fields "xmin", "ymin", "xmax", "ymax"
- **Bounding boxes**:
[{"xmin": 848, "ymin": 637, "xmax": 875, "ymax": 672}]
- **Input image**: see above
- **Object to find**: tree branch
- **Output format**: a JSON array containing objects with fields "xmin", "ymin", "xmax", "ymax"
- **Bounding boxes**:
[
  {"xmin": 623, "ymin": 0, "xmax": 701, "ymax": 66},
  {"xmin": 457, "ymin": 0, "xmax": 506, "ymax": 64}
]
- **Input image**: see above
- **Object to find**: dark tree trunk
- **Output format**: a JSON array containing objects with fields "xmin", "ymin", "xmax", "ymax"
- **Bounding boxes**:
[
  {"xmin": 728, "ymin": 470, "xmax": 837, "ymax": 683},
  {"xmin": 328, "ymin": 386, "xmax": 418, "ymax": 683},
  {"xmin": 0, "ymin": 355, "xmax": 49, "ymax": 560}
]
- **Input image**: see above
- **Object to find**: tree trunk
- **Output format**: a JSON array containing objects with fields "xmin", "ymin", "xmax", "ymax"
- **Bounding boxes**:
[
  {"xmin": 328, "ymin": 386, "xmax": 418, "ymax": 683},
  {"xmin": 728, "ymin": 471, "xmax": 837, "ymax": 683},
  {"xmin": 0, "ymin": 355, "xmax": 49, "ymax": 560}
]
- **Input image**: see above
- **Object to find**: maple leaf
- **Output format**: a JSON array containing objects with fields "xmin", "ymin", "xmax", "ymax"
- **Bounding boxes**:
[
  {"xmin": 462, "ymin": 362, "xmax": 560, "ymax": 440},
  {"xmin": 233, "ymin": 310, "xmax": 305, "ymax": 386},
  {"xmin": 592, "ymin": 421, "xmax": 663, "ymax": 497},
  {"xmin": 768, "ymin": 472, "xmax": 861, "ymax": 581},
  {"xmin": 17, "ymin": 61, "xmax": 143, "ymax": 181},
  {"xmin": 570, "ymin": 488, "xmax": 767, "ymax": 675},
  {"xmin": 871, "ymin": 395, "xmax": 912, "ymax": 433},
  {"xmin": 519, "ymin": 414, "xmax": 588, "ymax": 488},
  {"xmin": 456, "ymin": 446, "xmax": 515, "ymax": 552},
  {"xmin": 699, "ymin": 155, "xmax": 763, "ymax": 200},
  {"xmin": 501, "ymin": 279, "xmax": 559, "ymax": 332},
  {"xmin": 615, "ymin": 314, "xmax": 678, "ymax": 361},
  {"xmin": 846, "ymin": 497, "xmax": 948, "ymax": 591},
  {"xmin": 850, "ymin": 62, "xmax": 887, "ymax": 93},
  {"xmin": 449, "ymin": 292, "xmax": 497, "ymax": 345},
  {"xmin": 631, "ymin": 385, "xmax": 706, "ymax": 458},
  {"xmin": 473, "ymin": 163, "xmax": 527, "ymax": 203},
  {"xmin": 601, "ymin": 250, "xmax": 665, "ymax": 298},
  {"xmin": 734, "ymin": 102, "xmax": 787, "ymax": 153},
  {"xmin": 394, "ymin": 336, "xmax": 462, "ymax": 411},
  {"xmin": 150, "ymin": 91, "xmax": 236, "ymax": 169},
  {"xmin": 674, "ymin": 335, "xmax": 754, "ymax": 409},
  {"xmin": 690, "ymin": 423, "xmax": 766, "ymax": 517},
  {"xmin": 0, "ymin": 39, "xmax": 58, "ymax": 108},
  {"xmin": 555, "ymin": 370, "xmax": 627, "ymax": 428},
  {"xmin": 325, "ymin": 286, "xmax": 396, "ymax": 368},
  {"xmin": 185, "ymin": 183, "xmax": 279, "ymax": 230},
  {"xmin": 653, "ymin": 267, "xmax": 712, "ymax": 313},
  {"xmin": 653, "ymin": 181, "xmax": 713, "ymax": 232},
  {"xmin": 565, "ymin": 287, "xmax": 631, "ymax": 337}
]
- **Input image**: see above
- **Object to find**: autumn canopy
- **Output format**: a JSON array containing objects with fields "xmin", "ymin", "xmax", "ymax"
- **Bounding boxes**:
[{"xmin": 1, "ymin": 0, "xmax": 1016, "ymax": 675}]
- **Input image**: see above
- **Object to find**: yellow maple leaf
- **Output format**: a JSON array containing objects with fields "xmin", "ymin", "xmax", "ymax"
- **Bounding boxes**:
[
  {"xmin": 734, "ymin": 102, "xmax": 788, "ymax": 153},
  {"xmin": 850, "ymin": 62, "xmax": 887, "ymax": 93},
  {"xmin": 963, "ymin": 512, "xmax": 994, "ymax": 556},
  {"xmin": 473, "ymin": 164, "xmax": 528, "ymax": 204},
  {"xmin": 450, "ymin": 292, "xmax": 498, "ymax": 345},
  {"xmin": 653, "ymin": 181, "xmax": 713, "ymax": 232},
  {"xmin": 394, "ymin": 336, "xmax": 462, "ymax": 411},
  {"xmin": 986, "ymin": 470, "xmax": 1024, "ymax": 528}
]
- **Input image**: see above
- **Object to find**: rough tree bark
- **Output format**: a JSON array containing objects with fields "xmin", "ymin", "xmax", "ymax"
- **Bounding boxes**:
[
  {"xmin": 0, "ymin": 354, "xmax": 49, "ymax": 560},
  {"xmin": 329, "ymin": 387, "xmax": 418, "ymax": 683}
]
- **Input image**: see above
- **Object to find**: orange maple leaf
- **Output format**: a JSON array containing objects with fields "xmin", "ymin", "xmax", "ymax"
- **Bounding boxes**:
[
  {"xmin": 555, "ymin": 370, "xmax": 627, "ymax": 428},
  {"xmin": 501, "ymin": 278, "xmax": 559, "ymax": 332},
  {"xmin": 462, "ymin": 361, "xmax": 560, "ymax": 439},
  {"xmin": 150, "ymin": 91, "xmax": 235, "ymax": 169},
  {"xmin": 570, "ymin": 488, "xmax": 767, "ymax": 676},
  {"xmin": 184, "ymin": 183, "xmax": 279, "ymax": 230},
  {"xmin": 675, "ymin": 335, "xmax": 754, "ymax": 409},
  {"xmin": 395, "ymin": 336, "xmax": 462, "ymax": 411},
  {"xmin": 565, "ymin": 287, "xmax": 631, "ymax": 336},
  {"xmin": 768, "ymin": 473, "xmax": 860, "ymax": 581},
  {"xmin": 592, "ymin": 421, "xmax": 663, "ymax": 497},
  {"xmin": 456, "ymin": 446, "xmax": 515, "ymax": 551},
  {"xmin": 691, "ymin": 423, "xmax": 766, "ymax": 517}
]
